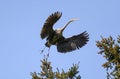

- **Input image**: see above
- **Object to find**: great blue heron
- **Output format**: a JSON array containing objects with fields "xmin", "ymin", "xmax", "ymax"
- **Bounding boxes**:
[{"xmin": 40, "ymin": 11, "xmax": 89, "ymax": 53}]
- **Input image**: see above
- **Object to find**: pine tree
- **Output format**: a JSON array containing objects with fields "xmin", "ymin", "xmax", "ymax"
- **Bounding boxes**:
[
  {"xmin": 96, "ymin": 36, "xmax": 120, "ymax": 79},
  {"xmin": 31, "ymin": 56, "xmax": 81, "ymax": 79}
]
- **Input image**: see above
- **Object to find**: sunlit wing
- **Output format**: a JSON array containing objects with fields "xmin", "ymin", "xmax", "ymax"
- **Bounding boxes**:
[
  {"xmin": 40, "ymin": 11, "xmax": 62, "ymax": 39},
  {"xmin": 57, "ymin": 31, "xmax": 89, "ymax": 53}
]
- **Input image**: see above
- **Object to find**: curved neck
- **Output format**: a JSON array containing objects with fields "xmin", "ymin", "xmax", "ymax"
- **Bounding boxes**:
[{"xmin": 61, "ymin": 20, "xmax": 73, "ymax": 32}]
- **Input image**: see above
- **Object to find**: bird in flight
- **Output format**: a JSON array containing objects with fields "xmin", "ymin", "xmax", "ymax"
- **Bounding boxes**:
[{"xmin": 40, "ymin": 11, "xmax": 89, "ymax": 53}]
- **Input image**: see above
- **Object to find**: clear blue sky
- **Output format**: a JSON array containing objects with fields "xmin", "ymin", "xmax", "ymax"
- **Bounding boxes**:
[{"xmin": 0, "ymin": 0, "xmax": 120, "ymax": 79}]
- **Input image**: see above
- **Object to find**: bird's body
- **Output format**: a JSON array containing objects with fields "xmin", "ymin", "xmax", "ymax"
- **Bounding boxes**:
[
  {"xmin": 40, "ymin": 11, "xmax": 89, "ymax": 53},
  {"xmin": 45, "ymin": 31, "xmax": 61, "ymax": 46}
]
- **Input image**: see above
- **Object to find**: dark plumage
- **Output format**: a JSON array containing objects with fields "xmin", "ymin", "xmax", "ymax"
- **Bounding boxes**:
[
  {"xmin": 41, "ymin": 12, "xmax": 62, "ymax": 39},
  {"xmin": 57, "ymin": 31, "xmax": 89, "ymax": 53},
  {"xmin": 40, "ymin": 11, "xmax": 89, "ymax": 53}
]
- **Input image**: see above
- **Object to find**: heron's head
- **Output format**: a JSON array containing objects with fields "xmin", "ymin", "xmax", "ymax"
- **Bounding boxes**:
[
  {"xmin": 69, "ymin": 18, "xmax": 79, "ymax": 23},
  {"xmin": 58, "ymin": 18, "xmax": 79, "ymax": 34}
]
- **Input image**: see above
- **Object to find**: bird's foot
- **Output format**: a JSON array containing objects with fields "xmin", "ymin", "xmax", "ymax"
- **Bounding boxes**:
[{"xmin": 40, "ymin": 46, "xmax": 46, "ymax": 54}]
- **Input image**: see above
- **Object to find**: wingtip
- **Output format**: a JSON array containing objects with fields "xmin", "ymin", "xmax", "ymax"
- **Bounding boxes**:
[
  {"xmin": 56, "ymin": 11, "xmax": 62, "ymax": 17},
  {"xmin": 82, "ymin": 31, "xmax": 89, "ymax": 40}
]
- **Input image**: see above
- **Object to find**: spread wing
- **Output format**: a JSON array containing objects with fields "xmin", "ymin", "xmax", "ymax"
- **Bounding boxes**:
[
  {"xmin": 57, "ymin": 31, "xmax": 89, "ymax": 53},
  {"xmin": 40, "ymin": 11, "xmax": 62, "ymax": 39}
]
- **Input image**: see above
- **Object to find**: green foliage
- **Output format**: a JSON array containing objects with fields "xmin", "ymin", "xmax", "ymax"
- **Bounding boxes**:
[
  {"xmin": 96, "ymin": 36, "xmax": 120, "ymax": 79},
  {"xmin": 31, "ymin": 56, "xmax": 81, "ymax": 79}
]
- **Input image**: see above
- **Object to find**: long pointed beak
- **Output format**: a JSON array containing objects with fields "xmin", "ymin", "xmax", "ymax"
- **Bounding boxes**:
[{"xmin": 70, "ymin": 18, "xmax": 79, "ymax": 21}]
